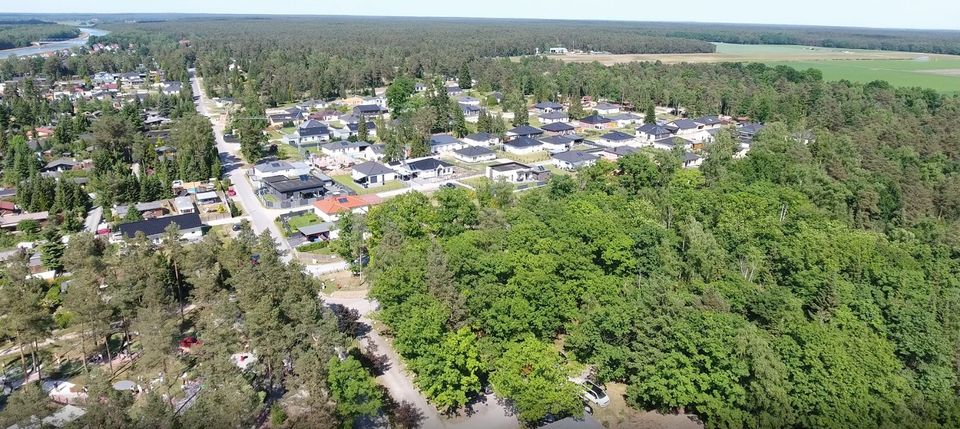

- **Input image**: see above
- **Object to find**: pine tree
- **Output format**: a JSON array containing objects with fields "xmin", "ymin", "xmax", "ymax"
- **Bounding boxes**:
[
  {"xmin": 40, "ymin": 228, "xmax": 65, "ymax": 272},
  {"xmin": 569, "ymin": 96, "xmax": 585, "ymax": 120},
  {"xmin": 357, "ymin": 116, "xmax": 369, "ymax": 141},
  {"xmin": 477, "ymin": 109, "xmax": 491, "ymax": 133},
  {"xmin": 458, "ymin": 64, "xmax": 472, "ymax": 89},
  {"xmin": 645, "ymin": 103, "xmax": 657, "ymax": 124},
  {"xmin": 452, "ymin": 104, "xmax": 468, "ymax": 138}
]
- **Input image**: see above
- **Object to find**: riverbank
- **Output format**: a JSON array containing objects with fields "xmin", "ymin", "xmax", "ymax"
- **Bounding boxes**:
[{"xmin": 0, "ymin": 27, "xmax": 110, "ymax": 59}]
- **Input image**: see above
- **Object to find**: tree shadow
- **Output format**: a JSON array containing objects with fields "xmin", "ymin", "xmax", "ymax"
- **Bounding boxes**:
[
  {"xmin": 380, "ymin": 385, "xmax": 425, "ymax": 429},
  {"xmin": 328, "ymin": 304, "xmax": 371, "ymax": 337}
]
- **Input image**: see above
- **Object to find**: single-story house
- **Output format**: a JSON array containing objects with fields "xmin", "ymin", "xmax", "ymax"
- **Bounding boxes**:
[
  {"xmin": 268, "ymin": 108, "xmax": 305, "ymax": 126},
  {"xmin": 636, "ymin": 124, "xmax": 674, "ymax": 143},
  {"xmin": 505, "ymin": 125, "xmax": 544, "ymax": 141},
  {"xmin": 114, "ymin": 200, "xmax": 170, "ymax": 220},
  {"xmin": 446, "ymin": 85, "xmax": 463, "ymax": 96},
  {"xmin": 352, "ymin": 161, "xmax": 397, "ymax": 188},
  {"xmin": 161, "ymin": 81, "xmax": 182, "ymax": 95},
  {"xmin": 539, "ymin": 111, "xmax": 570, "ymax": 124},
  {"xmin": 332, "ymin": 122, "xmax": 377, "ymax": 140},
  {"xmin": 503, "ymin": 136, "xmax": 544, "ymax": 155},
  {"xmin": 309, "ymin": 110, "xmax": 341, "ymax": 121},
  {"xmin": 737, "ymin": 122, "xmax": 765, "ymax": 142},
  {"xmin": 593, "ymin": 102, "xmax": 620, "ymax": 115},
  {"xmin": 652, "ymin": 137, "xmax": 694, "ymax": 151},
  {"xmin": 597, "ymin": 131, "xmax": 637, "ymax": 147},
  {"xmin": 463, "ymin": 132, "xmax": 500, "ymax": 147},
  {"xmin": 666, "ymin": 118, "xmax": 703, "ymax": 135},
  {"xmin": 553, "ymin": 150, "xmax": 599, "ymax": 170},
  {"xmin": 313, "ymin": 194, "xmax": 382, "ymax": 222},
  {"xmin": 578, "ymin": 114, "xmax": 612, "ymax": 130},
  {"xmin": 683, "ymin": 152, "xmax": 704, "ymax": 168},
  {"xmin": 174, "ymin": 196, "xmax": 195, "ymax": 214},
  {"xmin": 42, "ymin": 158, "xmax": 77, "ymax": 173},
  {"xmin": 693, "ymin": 115, "xmax": 724, "ymax": 130},
  {"xmin": 541, "ymin": 121, "xmax": 576, "ymax": 135},
  {"xmin": 534, "ymin": 101, "xmax": 564, "ymax": 114},
  {"xmin": 321, "ymin": 141, "xmax": 371, "ymax": 158},
  {"xmin": 539, "ymin": 135, "xmax": 573, "ymax": 153},
  {"xmin": 396, "ymin": 157, "xmax": 455, "ymax": 180},
  {"xmin": 429, "ymin": 134, "xmax": 466, "ymax": 154},
  {"xmin": 113, "ymin": 213, "xmax": 203, "ymax": 243},
  {"xmin": 453, "ymin": 146, "xmax": 497, "ymax": 163},
  {"xmin": 414, "ymin": 82, "xmax": 427, "ymax": 92},
  {"xmin": 486, "ymin": 162, "xmax": 550, "ymax": 183},
  {"xmin": 458, "ymin": 95, "xmax": 482, "ymax": 106},
  {"xmin": 353, "ymin": 104, "xmax": 388, "ymax": 116},
  {"xmin": 361, "ymin": 144, "xmax": 386, "ymax": 161},
  {"xmin": 600, "ymin": 145, "xmax": 640, "ymax": 161},
  {"xmin": 260, "ymin": 174, "xmax": 332, "ymax": 208},
  {"xmin": 459, "ymin": 103, "xmax": 481, "ymax": 117},
  {"xmin": 196, "ymin": 191, "xmax": 220, "ymax": 206},
  {"xmin": 290, "ymin": 120, "xmax": 330, "ymax": 146},
  {"xmin": 607, "ymin": 113, "xmax": 642, "ymax": 128}
]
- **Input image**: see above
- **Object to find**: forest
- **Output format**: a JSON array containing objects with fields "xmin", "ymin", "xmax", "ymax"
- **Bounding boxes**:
[{"xmin": 0, "ymin": 23, "xmax": 79, "ymax": 50}]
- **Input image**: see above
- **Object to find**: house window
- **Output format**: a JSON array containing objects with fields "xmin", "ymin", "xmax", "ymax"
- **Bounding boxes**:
[{"xmin": 371, "ymin": 175, "xmax": 378, "ymax": 184}]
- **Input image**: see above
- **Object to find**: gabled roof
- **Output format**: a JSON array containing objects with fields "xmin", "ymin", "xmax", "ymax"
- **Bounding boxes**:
[
  {"xmin": 693, "ymin": 115, "xmax": 722, "ymax": 125},
  {"xmin": 594, "ymin": 102, "xmax": 619, "ymax": 110},
  {"xmin": 117, "ymin": 213, "xmax": 202, "ymax": 239},
  {"xmin": 406, "ymin": 157, "xmax": 454, "ymax": 172},
  {"xmin": 540, "ymin": 135, "xmax": 573, "ymax": 146},
  {"xmin": 637, "ymin": 123, "xmax": 673, "ymax": 136},
  {"xmin": 430, "ymin": 134, "xmax": 463, "ymax": 146},
  {"xmin": 552, "ymin": 150, "xmax": 598, "ymax": 164},
  {"xmin": 454, "ymin": 146, "xmax": 495, "ymax": 157},
  {"xmin": 541, "ymin": 122, "xmax": 575, "ymax": 132},
  {"xmin": 299, "ymin": 120, "xmax": 329, "ymax": 137},
  {"xmin": 324, "ymin": 140, "xmax": 371, "ymax": 151},
  {"xmin": 600, "ymin": 131, "xmax": 634, "ymax": 141},
  {"xmin": 346, "ymin": 122, "xmax": 377, "ymax": 132},
  {"xmin": 504, "ymin": 137, "xmax": 543, "ymax": 148},
  {"xmin": 45, "ymin": 158, "xmax": 77, "ymax": 169},
  {"xmin": 604, "ymin": 146, "xmax": 641, "ymax": 156},
  {"xmin": 539, "ymin": 111, "xmax": 569, "ymax": 120},
  {"xmin": 579, "ymin": 114, "xmax": 611, "ymax": 124},
  {"xmin": 684, "ymin": 152, "xmax": 702, "ymax": 162},
  {"xmin": 507, "ymin": 125, "xmax": 544, "ymax": 136},
  {"xmin": 738, "ymin": 122, "xmax": 765, "ymax": 135},
  {"xmin": 669, "ymin": 119, "xmax": 700, "ymax": 130},
  {"xmin": 313, "ymin": 195, "xmax": 382, "ymax": 215},
  {"xmin": 355, "ymin": 104, "xmax": 386, "ymax": 114},
  {"xmin": 352, "ymin": 161, "xmax": 395, "ymax": 177},
  {"xmin": 464, "ymin": 132, "xmax": 496, "ymax": 141}
]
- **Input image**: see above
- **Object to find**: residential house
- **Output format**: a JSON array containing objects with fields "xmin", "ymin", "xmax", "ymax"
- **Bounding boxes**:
[
  {"xmin": 351, "ymin": 161, "xmax": 397, "ymax": 188},
  {"xmin": 666, "ymin": 118, "xmax": 704, "ymax": 135},
  {"xmin": 503, "ymin": 137, "xmax": 544, "ymax": 155},
  {"xmin": 446, "ymin": 85, "xmax": 463, "ymax": 96},
  {"xmin": 463, "ymin": 132, "xmax": 500, "ymax": 147},
  {"xmin": 600, "ymin": 145, "xmax": 641, "ymax": 161},
  {"xmin": 0, "ymin": 200, "xmax": 17, "ymax": 215},
  {"xmin": 429, "ymin": 134, "xmax": 466, "ymax": 154},
  {"xmin": 309, "ymin": 110, "xmax": 340, "ymax": 121},
  {"xmin": 552, "ymin": 150, "xmax": 599, "ymax": 170},
  {"xmin": 160, "ymin": 81, "xmax": 182, "ymax": 95},
  {"xmin": 42, "ymin": 158, "xmax": 77, "ymax": 173},
  {"xmin": 297, "ymin": 222, "xmax": 336, "ymax": 242},
  {"xmin": 321, "ymin": 140, "xmax": 370, "ymax": 158},
  {"xmin": 394, "ymin": 157, "xmax": 455, "ymax": 180},
  {"xmin": 541, "ymin": 121, "xmax": 576, "ymax": 136},
  {"xmin": 539, "ymin": 135, "xmax": 573, "ymax": 153},
  {"xmin": 332, "ymin": 122, "xmax": 377, "ymax": 140},
  {"xmin": 636, "ymin": 124, "xmax": 674, "ymax": 144},
  {"xmin": 489, "ymin": 92, "xmax": 504, "ymax": 104},
  {"xmin": 458, "ymin": 96, "xmax": 481, "ymax": 106},
  {"xmin": 486, "ymin": 162, "xmax": 550, "ymax": 183},
  {"xmin": 251, "ymin": 160, "xmax": 312, "ymax": 183},
  {"xmin": 505, "ymin": 125, "xmax": 544, "ymax": 141},
  {"xmin": 92, "ymin": 71, "xmax": 114, "ymax": 84},
  {"xmin": 260, "ymin": 174, "xmax": 334, "ymax": 208},
  {"xmin": 453, "ymin": 146, "xmax": 497, "ymax": 163},
  {"xmin": 607, "ymin": 112, "xmax": 642, "ymax": 128},
  {"xmin": 113, "ymin": 200, "xmax": 170, "ymax": 220},
  {"xmin": 414, "ymin": 82, "xmax": 427, "ymax": 92},
  {"xmin": 459, "ymin": 103, "xmax": 481, "ymax": 118},
  {"xmin": 534, "ymin": 101, "xmax": 564, "ymax": 114},
  {"xmin": 268, "ymin": 107, "xmax": 305, "ymax": 126},
  {"xmin": 737, "ymin": 122, "xmax": 764, "ymax": 142},
  {"xmin": 313, "ymin": 194, "xmax": 382, "ymax": 222},
  {"xmin": 360, "ymin": 144, "xmax": 386, "ymax": 161},
  {"xmin": 353, "ymin": 104, "xmax": 387, "ymax": 116},
  {"xmin": 683, "ymin": 152, "xmax": 703, "ymax": 168},
  {"xmin": 693, "ymin": 115, "xmax": 723, "ymax": 130},
  {"xmin": 593, "ymin": 102, "xmax": 620, "ymax": 115},
  {"xmin": 0, "ymin": 211, "xmax": 49, "ymax": 230},
  {"xmin": 174, "ymin": 196, "xmax": 195, "ymax": 214},
  {"xmin": 113, "ymin": 213, "xmax": 203, "ymax": 244},
  {"xmin": 652, "ymin": 136, "xmax": 694, "ymax": 151},
  {"xmin": 578, "ymin": 114, "xmax": 612, "ymax": 130},
  {"xmin": 597, "ymin": 131, "xmax": 636, "ymax": 147},
  {"xmin": 287, "ymin": 120, "xmax": 330, "ymax": 149},
  {"xmin": 539, "ymin": 111, "xmax": 570, "ymax": 124}
]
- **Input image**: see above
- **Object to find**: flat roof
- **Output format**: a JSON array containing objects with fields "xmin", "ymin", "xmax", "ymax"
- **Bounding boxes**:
[{"xmin": 489, "ymin": 162, "xmax": 531, "ymax": 172}]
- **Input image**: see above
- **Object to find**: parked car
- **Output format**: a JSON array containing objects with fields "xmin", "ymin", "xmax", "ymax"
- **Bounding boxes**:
[
  {"xmin": 579, "ymin": 381, "xmax": 610, "ymax": 408},
  {"xmin": 227, "ymin": 187, "xmax": 237, "ymax": 196}
]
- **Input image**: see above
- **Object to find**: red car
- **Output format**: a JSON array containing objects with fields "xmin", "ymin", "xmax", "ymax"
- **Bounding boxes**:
[{"xmin": 227, "ymin": 187, "xmax": 237, "ymax": 196}]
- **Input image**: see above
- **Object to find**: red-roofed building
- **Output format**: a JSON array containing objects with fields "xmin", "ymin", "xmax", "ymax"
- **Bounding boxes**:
[
  {"xmin": 0, "ymin": 200, "xmax": 17, "ymax": 215},
  {"xmin": 312, "ymin": 194, "xmax": 381, "ymax": 222}
]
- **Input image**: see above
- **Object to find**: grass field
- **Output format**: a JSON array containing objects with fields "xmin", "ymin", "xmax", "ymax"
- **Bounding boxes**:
[
  {"xmin": 331, "ymin": 174, "xmax": 407, "ymax": 195},
  {"xmin": 545, "ymin": 43, "xmax": 960, "ymax": 92}
]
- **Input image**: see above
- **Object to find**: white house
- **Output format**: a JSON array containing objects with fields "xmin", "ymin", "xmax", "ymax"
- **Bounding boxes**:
[
  {"xmin": 453, "ymin": 146, "xmax": 497, "ymax": 163},
  {"xmin": 636, "ymin": 124, "xmax": 674, "ymax": 144},
  {"xmin": 486, "ymin": 162, "xmax": 549, "ymax": 183},
  {"xmin": 251, "ymin": 160, "xmax": 312, "ymax": 183},
  {"xmin": 541, "ymin": 121, "xmax": 576, "ymax": 135},
  {"xmin": 321, "ymin": 141, "xmax": 371, "ymax": 158},
  {"xmin": 352, "ymin": 161, "xmax": 397, "ymax": 188},
  {"xmin": 361, "ymin": 144, "xmax": 386, "ymax": 161},
  {"xmin": 539, "ymin": 135, "xmax": 573, "ymax": 153},
  {"xmin": 552, "ymin": 150, "xmax": 599, "ymax": 170},
  {"xmin": 533, "ymin": 101, "xmax": 564, "ymax": 114},
  {"xmin": 429, "ymin": 134, "xmax": 466, "ymax": 154},
  {"xmin": 463, "ymin": 132, "xmax": 500, "ymax": 147},
  {"xmin": 683, "ymin": 152, "xmax": 704, "ymax": 168},
  {"xmin": 112, "ymin": 213, "xmax": 203, "ymax": 244},
  {"xmin": 458, "ymin": 96, "xmax": 482, "ymax": 106},
  {"xmin": 394, "ymin": 157, "xmax": 455, "ymax": 180},
  {"xmin": 607, "ymin": 113, "xmax": 642, "ymax": 128},
  {"xmin": 593, "ymin": 102, "xmax": 620, "ymax": 115},
  {"xmin": 597, "ymin": 131, "xmax": 636, "ymax": 147},
  {"xmin": 693, "ymin": 115, "xmax": 724, "ymax": 130},
  {"xmin": 503, "ymin": 137, "xmax": 543, "ymax": 155},
  {"xmin": 539, "ymin": 111, "xmax": 570, "ymax": 124},
  {"xmin": 505, "ymin": 125, "xmax": 544, "ymax": 141}
]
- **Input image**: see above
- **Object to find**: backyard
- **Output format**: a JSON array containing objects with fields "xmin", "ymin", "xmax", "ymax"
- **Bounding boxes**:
[{"xmin": 331, "ymin": 174, "xmax": 408, "ymax": 195}]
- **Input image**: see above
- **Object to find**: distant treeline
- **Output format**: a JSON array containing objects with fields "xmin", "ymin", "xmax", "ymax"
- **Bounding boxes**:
[{"xmin": 0, "ymin": 23, "xmax": 79, "ymax": 50}]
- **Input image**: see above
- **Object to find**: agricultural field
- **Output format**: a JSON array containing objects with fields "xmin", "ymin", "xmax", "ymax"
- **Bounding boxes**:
[{"xmin": 551, "ymin": 43, "xmax": 960, "ymax": 92}]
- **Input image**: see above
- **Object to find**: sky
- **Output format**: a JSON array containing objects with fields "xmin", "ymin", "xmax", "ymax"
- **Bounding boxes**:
[{"xmin": 4, "ymin": 0, "xmax": 960, "ymax": 31}]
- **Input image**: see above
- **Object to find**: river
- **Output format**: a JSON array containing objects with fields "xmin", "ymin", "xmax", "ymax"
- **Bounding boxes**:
[{"xmin": 0, "ymin": 27, "xmax": 111, "ymax": 59}]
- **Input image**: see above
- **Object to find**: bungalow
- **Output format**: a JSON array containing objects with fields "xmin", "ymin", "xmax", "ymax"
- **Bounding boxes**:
[
  {"xmin": 429, "ymin": 134, "xmax": 466, "ymax": 154},
  {"xmin": 361, "ymin": 144, "xmax": 386, "ymax": 161},
  {"xmin": 505, "ymin": 125, "xmax": 544, "ymax": 141},
  {"xmin": 42, "ymin": 158, "xmax": 77, "ymax": 173},
  {"xmin": 552, "ymin": 150, "xmax": 599, "ymax": 170},
  {"xmin": 486, "ymin": 162, "xmax": 550, "ymax": 183},
  {"xmin": 297, "ymin": 222, "xmax": 336, "ymax": 242},
  {"xmin": 463, "ymin": 132, "xmax": 500, "ymax": 147},
  {"xmin": 309, "ymin": 110, "xmax": 340, "ymax": 122},
  {"xmin": 339, "ymin": 121, "xmax": 378, "ymax": 139},
  {"xmin": 578, "ymin": 114, "xmax": 612, "ymax": 130},
  {"xmin": 114, "ymin": 200, "xmax": 170, "ymax": 220},
  {"xmin": 652, "ymin": 136, "xmax": 694, "ymax": 151},
  {"xmin": 161, "ymin": 81, "xmax": 182, "ymax": 96},
  {"xmin": 607, "ymin": 113, "xmax": 642, "ymax": 128},
  {"xmin": 593, "ymin": 102, "xmax": 620, "ymax": 115},
  {"xmin": 174, "ymin": 196, "xmax": 195, "ymax": 214},
  {"xmin": 339, "ymin": 113, "xmax": 363, "ymax": 124},
  {"xmin": 453, "ymin": 146, "xmax": 497, "ymax": 163},
  {"xmin": 446, "ymin": 85, "xmax": 463, "ymax": 96},
  {"xmin": 321, "ymin": 140, "xmax": 371, "ymax": 158},
  {"xmin": 541, "ymin": 121, "xmax": 575, "ymax": 135},
  {"xmin": 113, "ymin": 213, "xmax": 203, "ymax": 244},
  {"xmin": 597, "ymin": 131, "xmax": 636, "ymax": 147},
  {"xmin": 600, "ymin": 145, "xmax": 641, "ymax": 161},
  {"xmin": 636, "ymin": 124, "xmax": 674, "ymax": 143},
  {"xmin": 737, "ymin": 122, "xmax": 764, "ymax": 143},
  {"xmin": 353, "ymin": 104, "xmax": 388, "ymax": 116},
  {"xmin": 414, "ymin": 82, "xmax": 427, "ymax": 92},
  {"xmin": 693, "ymin": 115, "xmax": 723, "ymax": 130},
  {"xmin": 539, "ymin": 135, "xmax": 573, "ymax": 153},
  {"xmin": 534, "ymin": 101, "xmax": 564, "ymax": 114},
  {"xmin": 503, "ymin": 137, "xmax": 544, "ymax": 155},
  {"xmin": 0, "ymin": 211, "xmax": 49, "ymax": 230},
  {"xmin": 351, "ymin": 161, "xmax": 397, "ymax": 188},
  {"xmin": 666, "ymin": 118, "xmax": 703, "ymax": 135},
  {"xmin": 313, "ymin": 194, "xmax": 382, "ymax": 223},
  {"xmin": 458, "ymin": 96, "xmax": 481, "ymax": 106},
  {"xmin": 268, "ymin": 107, "xmax": 305, "ymax": 126},
  {"xmin": 288, "ymin": 120, "xmax": 330, "ymax": 148},
  {"xmin": 683, "ymin": 152, "xmax": 704, "ymax": 168},
  {"xmin": 459, "ymin": 103, "xmax": 481, "ymax": 117},
  {"xmin": 539, "ymin": 111, "xmax": 570, "ymax": 124},
  {"xmin": 260, "ymin": 174, "xmax": 332, "ymax": 208},
  {"xmin": 398, "ymin": 157, "xmax": 455, "ymax": 180}
]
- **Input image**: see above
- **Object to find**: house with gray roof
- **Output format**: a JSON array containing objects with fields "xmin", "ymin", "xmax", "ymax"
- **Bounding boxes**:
[
  {"xmin": 539, "ymin": 135, "xmax": 574, "ymax": 153},
  {"xmin": 351, "ymin": 161, "xmax": 397, "ymax": 188},
  {"xmin": 636, "ymin": 124, "xmax": 674, "ymax": 143},
  {"xmin": 453, "ymin": 146, "xmax": 496, "ymax": 163},
  {"xmin": 539, "ymin": 111, "xmax": 570, "ymax": 124},
  {"xmin": 506, "ymin": 125, "xmax": 544, "ymax": 141},
  {"xmin": 534, "ymin": 101, "xmax": 564, "ymax": 113},
  {"xmin": 552, "ymin": 150, "xmax": 599, "ymax": 170},
  {"xmin": 597, "ymin": 131, "xmax": 636, "ymax": 147},
  {"xmin": 429, "ymin": 134, "xmax": 466, "ymax": 154},
  {"xmin": 463, "ymin": 132, "xmax": 500, "ymax": 146}
]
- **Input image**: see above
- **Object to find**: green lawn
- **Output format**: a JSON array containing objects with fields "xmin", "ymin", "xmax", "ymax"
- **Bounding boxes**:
[
  {"xmin": 332, "ymin": 174, "xmax": 408, "ymax": 195},
  {"xmin": 287, "ymin": 213, "xmax": 321, "ymax": 230},
  {"xmin": 766, "ymin": 58, "xmax": 960, "ymax": 93},
  {"xmin": 496, "ymin": 150, "xmax": 550, "ymax": 164}
]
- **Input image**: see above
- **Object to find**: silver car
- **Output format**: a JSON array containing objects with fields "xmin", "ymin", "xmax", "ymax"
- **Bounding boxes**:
[{"xmin": 580, "ymin": 381, "xmax": 610, "ymax": 408}]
